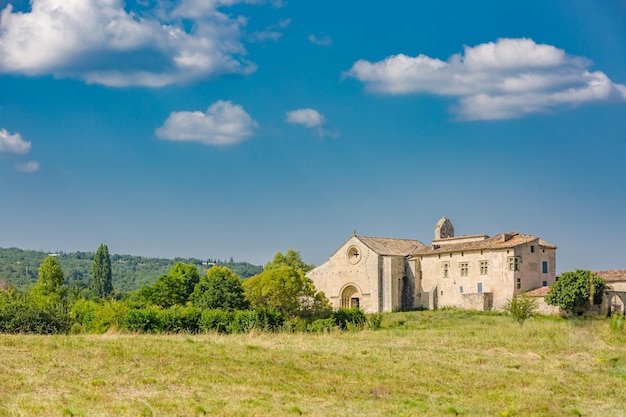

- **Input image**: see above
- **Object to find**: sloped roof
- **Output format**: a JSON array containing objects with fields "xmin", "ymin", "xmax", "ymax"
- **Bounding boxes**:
[
  {"xmin": 411, "ymin": 232, "xmax": 556, "ymax": 256},
  {"xmin": 594, "ymin": 270, "xmax": 626, "ymax": 283},
  {"xmin": 357, "ymin": 236, "xmax": 426, "ymax": 256},
  {"xmin": 525, "ymin": 286, "xmax": 551, "ymax": 297}
]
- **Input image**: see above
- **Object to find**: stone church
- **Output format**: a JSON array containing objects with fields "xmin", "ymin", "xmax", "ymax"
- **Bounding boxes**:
[{"xmin": 306, "ymin": 217, "xmax": 557, "ymax": 313}]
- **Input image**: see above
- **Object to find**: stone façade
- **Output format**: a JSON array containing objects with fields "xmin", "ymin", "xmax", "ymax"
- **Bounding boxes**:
[{"xmin": 307, "ymin": 217, "xmax": 557, "ymax": 313}]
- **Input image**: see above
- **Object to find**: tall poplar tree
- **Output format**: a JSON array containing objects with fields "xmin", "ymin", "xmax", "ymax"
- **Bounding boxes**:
[{"xmin": 92, "ymin": 244, "xmax": 113, "ymax": 298}]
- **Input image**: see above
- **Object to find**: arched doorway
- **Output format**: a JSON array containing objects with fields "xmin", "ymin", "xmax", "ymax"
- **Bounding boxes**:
[
  {"xmin": 610, "ymin": 294, "xmax": 625, "ymax": 314},
  {"xmin": 341, "ymin": 285, "xmax": 361, "ymax": 309}
]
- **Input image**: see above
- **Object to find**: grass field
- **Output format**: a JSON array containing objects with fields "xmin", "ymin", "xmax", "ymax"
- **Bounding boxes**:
[{"xmin": 1, "ymin": 310, "xmax": 625, "ymax": 416}]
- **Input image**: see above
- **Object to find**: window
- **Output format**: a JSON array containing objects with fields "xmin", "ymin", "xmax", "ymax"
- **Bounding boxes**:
[
  {"xmin": 442, "ymin": 262, "xmax": 449, "ymax": 278},
  {"xmin": 542, "ymin": 261, "xmax": 548, "ymax": 274},
  {"xmin": 459, "ymin": 286, "xmax": 464, "ymax": 293},
  {"xmin": 530, "ymin": 245, "xmax": 535, "ymax": 253},
  {"xmin": 477, "ymin": 282, "xmax": 483, "ymax": 293},
  {"xmin": 508, "ymin": 257, "xmax": 520, "ymax": 271},
  {"xmin": 542, "ymin": 281, "xmax": 547, "ymax": 287},
  {"xmin": 516, "ymin": 277, "xmax": 521, "ymax": 290},
  {"xmin": 480, "ymin": 260, "xmax": 488, "ymax": 275},
  {"xmin": 460, "ymin": 262, "xmax": 469, "ymax": 276}
]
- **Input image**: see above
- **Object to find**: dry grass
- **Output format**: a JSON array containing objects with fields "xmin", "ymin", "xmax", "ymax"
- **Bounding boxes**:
[{"xmin": 1, "ymin": 310, "xmax": 625, "ymax": 416}]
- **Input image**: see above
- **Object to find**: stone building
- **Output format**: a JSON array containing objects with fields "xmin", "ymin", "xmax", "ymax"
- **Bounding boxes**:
[
  {"xmin": 595, "ymin": 270, "xmax": 626, "ymax": 314},
  {"xmin": 307, "ymin": 217, "xmax": 557, "ymax": 313}
]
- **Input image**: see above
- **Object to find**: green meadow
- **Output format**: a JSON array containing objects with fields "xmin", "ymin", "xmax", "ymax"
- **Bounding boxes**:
[{"xmin": 1, "ymin": 310, "xmax": 625, "ymax": 417}]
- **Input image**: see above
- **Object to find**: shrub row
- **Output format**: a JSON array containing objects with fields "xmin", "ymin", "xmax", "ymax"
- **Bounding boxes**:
[
  {"xmin": 0, "ymin": 298, "xmax": 71, "ymax": 334},
  {"xmin": 122, "ymin": 307, "xmax": 286, "ymax": 334},
  {"xmin": 0, "ymin": 296, "xmax": 375, "ymax": 335},
  {"xmin": 120, "ymin": 307, "xmax": 370, "ymax": 334}
]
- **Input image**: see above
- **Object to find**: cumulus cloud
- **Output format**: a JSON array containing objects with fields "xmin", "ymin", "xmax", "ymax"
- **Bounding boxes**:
[
  {"xmin": 308, "ymin": 34, "xmax": 332, "ymax": 47},
  {"xmin": 286, "ymin": 108, "xmax": 325, "ymax": 128},
  {"xmin": 155, "ymin": 100, "xmax": 258, "ymax": 146},
  {"xmin": 286, "ymin": 108, "xmax": 337, "ymax": 138},
  {"xmin": 345, "ymin": 38, "xmax": 626, "ymax": 120},
  {"xmin": 0, "ymin": 0, "xmax": 274, "ymax": 87},
  {"xmin": 0, "ymin": 128, "xmax": 31, "ymax": 154},
  {"xmin": 16, "ymin": 160, "xmax": 40, "ymax": 173}
]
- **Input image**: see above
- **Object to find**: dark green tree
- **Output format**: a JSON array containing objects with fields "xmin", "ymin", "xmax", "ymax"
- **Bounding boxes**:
[
  {"xmin": 191, "ymin": 266, "xmax": 248, "ymax": 311},
  {"xmin": 92, "ymin": 244, "xmax": 113, "ymax": 298},
  {"xmin": 243, "ymin": 265, "xmax": 330, "ymax": 318},
  {"xmin": 139, "ymin": 263, "xmax": 200, "ymax": 308},
  {"xmin": 545, "ymin": 269, "xmax": 606, "ymax": 313}
]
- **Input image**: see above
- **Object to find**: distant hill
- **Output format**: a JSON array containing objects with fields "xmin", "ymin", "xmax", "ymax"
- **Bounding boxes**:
[{"xmin": 0, "ymin": 247, "xmax": 263, "ymax": 294}]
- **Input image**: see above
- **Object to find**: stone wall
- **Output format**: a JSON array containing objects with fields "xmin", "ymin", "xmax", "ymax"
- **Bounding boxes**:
[{"xmin": 461, "ymin": 292, "xmax": 493, "ymax": 311}]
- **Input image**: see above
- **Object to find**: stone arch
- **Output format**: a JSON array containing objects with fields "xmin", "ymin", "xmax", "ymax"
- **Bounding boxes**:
[
  {"xmin": 610, "ymin": 294, "xmax": 625, "ymax": 314},
  {"xmin": 340, "ymin": 284, "xmax": 362, "ymax": 309}
]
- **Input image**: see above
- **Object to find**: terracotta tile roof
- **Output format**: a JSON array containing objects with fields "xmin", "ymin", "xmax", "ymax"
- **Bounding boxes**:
[
  {"xmin": 357, "ymin": 236, "xmax": 426, "ymax": 256},
  {"xmin": 525, "ymin": 286, "xmax": 551, "ymax": 297},
  {"xmin": 593, "ymin": 270, "xmax": 626, "ymax": 282},
  {"xmin": 410, "ymin": 232, "xmax": 556, "ymax": 256}
]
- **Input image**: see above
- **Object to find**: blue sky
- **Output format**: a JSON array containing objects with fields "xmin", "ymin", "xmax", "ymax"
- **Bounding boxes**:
[{"xmin": 0, "ymin": 0, "xmax": 625, "ymax": 273}]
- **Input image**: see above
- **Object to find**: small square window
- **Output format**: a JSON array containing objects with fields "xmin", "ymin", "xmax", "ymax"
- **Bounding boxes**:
[{"xmin": 542, "ymin": 281, "xmax": 547, "ymax": 287}]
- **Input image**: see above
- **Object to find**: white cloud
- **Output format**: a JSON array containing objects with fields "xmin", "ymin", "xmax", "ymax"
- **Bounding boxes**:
[
  {"xmin": 155, "ymin": 100, "xmax": 258, "ymax": 146},
  {"xmin": 247, "ymin": 18, "xmax": 290, "ymax": 43},
  {"xmin": 286, "ymin": 108, "xmax": 337, "ymax": 138},
  {"xmin": 345, "ymin": 38, "xmax": 626, "ymax": 120},
  {"xmin": 308, "ymin": 34, "xmax": 332, "ymax": 47},
  {"xmin": 286, "ymin": 108, "xmax": 325, "ymax": 128},
  {"xmin": 0, "ymin": 0, "xmax": 270, "ymax": 87},
  {"xmin": 0, "ymin": 128, "xmax": 31, "ymax": 154},
  {"xmin": 16, "ymin": 160, "xmax": 40, "ymax": 173}
]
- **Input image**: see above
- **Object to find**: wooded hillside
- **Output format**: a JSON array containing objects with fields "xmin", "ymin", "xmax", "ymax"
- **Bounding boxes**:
[{"xmin": 0, "ymin": 247, "xmax": 262, "ymax": 294}]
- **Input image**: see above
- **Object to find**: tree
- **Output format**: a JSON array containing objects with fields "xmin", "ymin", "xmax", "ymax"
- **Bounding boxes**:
[
  {"xmin": 243, "ymin": 265, "xmax": 330, "ymax": 318},
  {"xmin": 191, "ymin": 266, "xmax": 248, "ymax": 311},
  {"xmin": 265, "ymin": 249, "xmax": 314, "ymax": 273},
  {"xmin": 92, "ymin": 243, "xmax": 113, "ymax": 298},
  {"xmin": 504, "ymin": 294, "xmax": 537, "ymax": 326},
  {"xmin": 139, "ymin": 263, "xmax": 200, "ymax": 308},
  {"xmin": 545, "ymin": 269, "xmax": 606, "ymax": 313},
  {"xmin": 30, "ymin": 255, "xmax": 67, "ymax": 307}
]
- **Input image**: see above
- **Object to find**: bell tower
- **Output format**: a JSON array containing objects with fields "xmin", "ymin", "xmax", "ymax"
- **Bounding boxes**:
[{"xmin": 435, "ymin": 217, "xmax": 454, "ymax": 240}]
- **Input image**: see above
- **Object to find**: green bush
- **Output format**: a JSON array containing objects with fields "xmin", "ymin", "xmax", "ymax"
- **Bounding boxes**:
[
  {"xmin": 70, "ymin": 299, "xmax": 129, "ymax": 333},
  {"xmin": 367, "ymin": 313, "xmax": 384, "ymax": 330},
  {"xmin": 333, "ymin": 307, "xmax": 366, "ymax": 331},
  {"xmin": 0, "ymin": 297, "xmax": 71, "ymax": 334},
  {"xmin": 307, "ymin": 318, "xmax": 336, "ymax": 333},
  {"xmin": 282, "ymin": 316, "xmax": 308, "ymax": 333},
  {"xmin": 228, "ymin": 310, "xmax": 260, "ymax": 333},
  {"xmin": 199, "ymin": 309, "xmax": 234, "ymax": 333},
  {"xmin": 255, "ymin": 309, "xmax": 285, "ymax": 332},
  {"xmin": 123, "ymin": 308, "xmax": 161, "ymax": 333},
  {"xmin": 158, "ymin": 306, "xmax": 202, "ymax": 333},
  {"xmin": 504, "ymin": 294, "xmax": 538, "ymax": 326}
]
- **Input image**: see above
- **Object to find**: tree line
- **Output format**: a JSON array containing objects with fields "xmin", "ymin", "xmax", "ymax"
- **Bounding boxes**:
[
  {"xmin": 0, "ymin": 246, "xmax": 263, "ymax": 294},
  {"xmin": 0, "ymin": 247, "xmax": 374, "ymax": 334}
]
